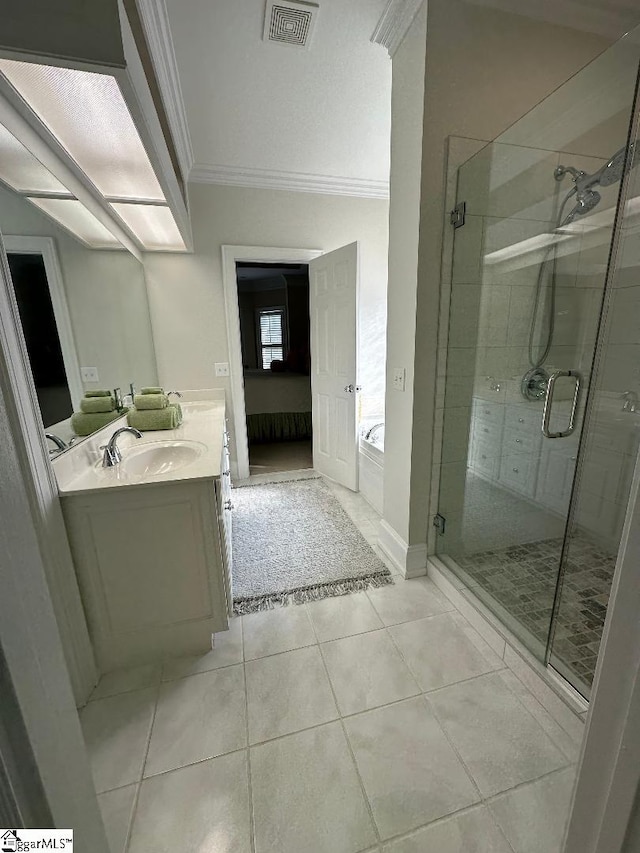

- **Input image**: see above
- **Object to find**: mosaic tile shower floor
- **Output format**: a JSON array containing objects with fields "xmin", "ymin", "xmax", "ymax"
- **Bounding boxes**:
[{"xmin": 456, "ymin": 537, "xmax": 616, "ymax": 686}]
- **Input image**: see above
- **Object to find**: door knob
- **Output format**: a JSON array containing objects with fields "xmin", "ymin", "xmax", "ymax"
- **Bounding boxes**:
[{"xmin": 343, "ymin": 384, "xmax": 362, "ymax": 393}]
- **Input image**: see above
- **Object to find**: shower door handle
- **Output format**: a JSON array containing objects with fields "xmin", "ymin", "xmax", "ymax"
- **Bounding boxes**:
[{"xmin": 541, "ymin": 370, "xmax": 581, "ymax": 438}]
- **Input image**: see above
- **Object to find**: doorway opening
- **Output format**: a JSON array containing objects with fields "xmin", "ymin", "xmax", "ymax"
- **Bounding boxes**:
[
  {"xmin": 235, "ymin": 261, "xmax": 313, "ymax": 476},
  {"xmin": 3, "ymin": 236, "xmax": 82, "ymax": 452},
  {"xmin": 8, "ymin": 253, "xmax": 72, "ymax": 429},
  {"xmin": 222, "ymin": 243, "xmax": 359, "ymax": 488},
  {"xmin": 7, "ymin": 249, "xmax": 77, "ymax": 433}
]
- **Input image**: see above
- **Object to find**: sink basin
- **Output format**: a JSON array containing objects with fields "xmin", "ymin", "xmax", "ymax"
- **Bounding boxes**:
[{"xmin": 118, "ymin": 440, "xmax": 207, "ymax": 477}]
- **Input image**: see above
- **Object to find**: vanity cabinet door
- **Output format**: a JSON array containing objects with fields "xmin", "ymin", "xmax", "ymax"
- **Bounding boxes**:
[
  {"xmin": 499, "ymin": 452, "xmax": 538, "ymax": 498},
  {"xmin": 62, "ymin": 480, "xmax": 229, "ymax": 670},
  {"xmin": 535, "ymin": 436, "xmax": 579, "ymax": 515}
]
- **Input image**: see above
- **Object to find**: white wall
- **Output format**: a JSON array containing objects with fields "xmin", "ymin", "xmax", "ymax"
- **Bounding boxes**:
[
  {"xmin": 144, "ymin": 182, "xmax": 389, "ymax": 459},
  {"xmin": 384, "ymin": 0, "xmax": 615, "ymax": 555},
  {"xmin": 382, "ymin": 1, "xmax": 428, "ymax": 543},
  {"xmin": 244, "ymin": 373, "xmax": 311, "ymax": 415},
  {"xmin": 0, "ymin": 185, "xmax": 158, "ymax": 395}
]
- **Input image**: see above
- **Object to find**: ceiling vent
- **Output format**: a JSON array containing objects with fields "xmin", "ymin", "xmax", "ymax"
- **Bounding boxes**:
[{"xmin": 263, "ymin": 0, "xmax": 318, "ymax": 48}]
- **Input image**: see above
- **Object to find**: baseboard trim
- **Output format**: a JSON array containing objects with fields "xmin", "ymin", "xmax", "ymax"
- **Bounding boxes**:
[{"xmin": 378, "ymin": 520, "xmax": 427, "ymax": 578}]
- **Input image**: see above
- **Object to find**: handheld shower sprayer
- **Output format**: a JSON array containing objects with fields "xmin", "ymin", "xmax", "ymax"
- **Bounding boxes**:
[
  {"xmin": 554, "ymin": 143, "xmax": 635, "ymax": 223},
  {"xmin": 522, "ymin": 141, "xmax": 634, "ymax": 398},
  {"xmin": 561, "ymin": 187, "xmax": 602, "ymax": 226}
]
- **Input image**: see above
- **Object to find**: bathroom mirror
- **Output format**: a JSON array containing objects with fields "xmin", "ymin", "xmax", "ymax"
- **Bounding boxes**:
[{"xmin": 0, "ymin": 182, "xmax": 159, "ymax": 454}]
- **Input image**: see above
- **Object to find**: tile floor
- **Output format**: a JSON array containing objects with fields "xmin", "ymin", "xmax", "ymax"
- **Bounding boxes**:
[
  {"xmin": 439, "ymin": 473, "xmax": 616, "ymax": 689},
  {"xmin": 454, "ymin": 536, "xmax": 615, "ymax": 688},
  {"xmin": 84, "ymin": 478, "xmax": 582, "ymax": 853}
]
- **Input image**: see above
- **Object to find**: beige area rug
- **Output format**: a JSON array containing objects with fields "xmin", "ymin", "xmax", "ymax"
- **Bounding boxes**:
[{"xmin": 231, "ymin": 477, "xmax": 392, "ymax": 614}]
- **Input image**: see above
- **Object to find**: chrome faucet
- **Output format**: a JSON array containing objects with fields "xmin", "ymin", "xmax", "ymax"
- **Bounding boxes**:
[
  {"xmin": 101, "ymin": 426, "xmax": 142, "ymax": 467},
  {"xmin": 364, "ymin": 422, "xmax": 384, "ymax": 441},
  {"xmin": 45, "ymin": 432, "xmax": 68, "ymax": 453},
  {"xmin": 622, "ymin": 390, "xmax": 638, "ymax": 413},
  {"xmin": 167, "ymin": 390, "xmax": 183, "ymax": 399}
]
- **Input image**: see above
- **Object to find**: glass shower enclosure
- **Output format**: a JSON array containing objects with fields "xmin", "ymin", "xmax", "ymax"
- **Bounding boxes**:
[{"xmin": 434, "ymin": 32, "xmax": 640, "ymax": 699}]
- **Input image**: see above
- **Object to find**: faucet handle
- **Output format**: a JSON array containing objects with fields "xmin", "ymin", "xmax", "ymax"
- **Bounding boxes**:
[{"xmin": 102, "ymin": 426, "xmax": 142, "ymax": 467}]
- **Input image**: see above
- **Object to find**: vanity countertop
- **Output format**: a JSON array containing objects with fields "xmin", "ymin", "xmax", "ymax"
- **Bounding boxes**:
[{"xmin": 53, "ymin": 400, "xmax": 227, "ymax": 497}]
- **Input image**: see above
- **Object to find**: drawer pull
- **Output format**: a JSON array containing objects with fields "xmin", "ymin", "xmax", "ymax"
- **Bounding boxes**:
[
  {"xmin": 483, "ymin": 428, "xmax": 489, "ymax": 433},
  {"xmin": 513, "ymin": 467, "xmax": 519, "ymax": 473},
  {"xmin": 481, "ymin": 454, "xmax": 487, "ymax": 459},
  {"xmin": 515, "ymin": 438, "xmax": 522, "ymax": 444},
  {"xmin": 518, "ymin": 417, "xmax": 525, "ymax": 423},
  {"xmin": 484, "ymin": 409, "xmax": 490, "ymax": 414}
]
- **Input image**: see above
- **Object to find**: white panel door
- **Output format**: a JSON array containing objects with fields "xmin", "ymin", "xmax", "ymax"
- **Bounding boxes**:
[{"xmin": 309, "ymin": 242, "xmax": 359, "ymax": 490}]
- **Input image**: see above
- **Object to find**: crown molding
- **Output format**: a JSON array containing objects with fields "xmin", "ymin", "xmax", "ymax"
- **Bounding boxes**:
[
  {"xmin": 136, "ymin": 0, "xmax": 194, "ymax": 179},
  {"xmin": 371, "ymin": 0, "xmax": 424, "ymax": 57},
  {"xmin": 189, "ymin": 163, "xmax": 390, "ymax": 199}
]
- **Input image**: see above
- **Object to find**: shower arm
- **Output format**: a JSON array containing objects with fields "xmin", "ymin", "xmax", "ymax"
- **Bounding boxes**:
[{"xmin": 554, "ymin": 165, "xmax": 585, "ymax": 182}]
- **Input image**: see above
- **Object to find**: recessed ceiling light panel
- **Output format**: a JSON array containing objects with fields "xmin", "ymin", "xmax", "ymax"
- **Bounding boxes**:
[
  {"xmin": 0, "ymin": 59, "xmax": 165, "ymax": 202},
  {"xmin": 0, "ymin": 122, "xmax": 68, "ymax": 194},
  {"xmin": 110, "ymin": 203, "xmax": 186, "ymax": 252},
  {"xmin": 264, "ymin": 0, "xmax": 318, "ymax": 48},
  {"xmin": 28, "ymin": 197, "xmax": 123, "ymax": 248}
]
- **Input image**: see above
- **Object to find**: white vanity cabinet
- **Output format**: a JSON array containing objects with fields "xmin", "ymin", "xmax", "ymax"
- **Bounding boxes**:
[
  {"xmin": 468, "ymin": 400, "xmax": 503, "ymax": 481},
  {"xmin": 467, "ymin": 395, "xmax": 634, "ymax": 549},
  {"xmin": 469, "ymin": 398, "xmax": 544, "ymax": 500},
  {"xmin": 499, "ymin": 405, "xmax": 543, "ymax": 500},
  {"xmin": 56, "ymin": 401, "xmax": 233, "ymax": 671}
]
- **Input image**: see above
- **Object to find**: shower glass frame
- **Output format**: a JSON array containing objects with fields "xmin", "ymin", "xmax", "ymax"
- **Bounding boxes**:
[{"xmin": 433, "ymin": 33, "xmax": 640, "ymax": 700}]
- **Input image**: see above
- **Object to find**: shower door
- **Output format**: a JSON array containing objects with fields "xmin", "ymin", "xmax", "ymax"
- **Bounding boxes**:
[
  {"xmin": 434, "ymin": 35, "xmax": 640, "ymax": 697},
  {"xmin": 547, "ymin": 70, "xmax": 640, "ymax": 697}
]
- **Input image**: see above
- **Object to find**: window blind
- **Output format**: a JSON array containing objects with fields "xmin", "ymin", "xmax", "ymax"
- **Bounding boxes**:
[{"xmin": 259, "ymin": 309, "xmax": 284, "ymax": 369}]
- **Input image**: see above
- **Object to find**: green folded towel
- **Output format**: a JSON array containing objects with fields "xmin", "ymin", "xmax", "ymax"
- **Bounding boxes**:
[
  {"xmin": 80, "ymin": 396, "xmax": 115, "ymax": 414},
  {"xmin": 141, "ymin": 387, "xmax": 164, "ymax": 395},
  {"xmin": 134, "ymin": 393, "xmax": 169, "ymax": 410},
  {"xmin": 85, "ymin": 389, "xmax": 112, "ymax": 398},
  {"xmin": 71, "ymin": 409, "xmax": 124, "ymax": 437},
  {"xmin": 172, "ymin": 403, "xmax": 183, "ymax": 426},
  {"xmin": 127, "ymin": 405, "xmax": 180, "ymax": 432}
]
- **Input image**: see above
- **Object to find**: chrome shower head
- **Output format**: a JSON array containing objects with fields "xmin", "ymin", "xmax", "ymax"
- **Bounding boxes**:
[
  {"xmin": 598, "ymin": 146, "xmax": 628, "ymax": 186},
  {"xmin": 555, "ymin": 143, "xmax": 635, "ymax": 196},
  {"xmin": 554, "ymin": 142, "xmax": 636, "ymax": 226},
  {"xmin": 561, "ymin": 188, "xmax": 602, "ymax": 226}
]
